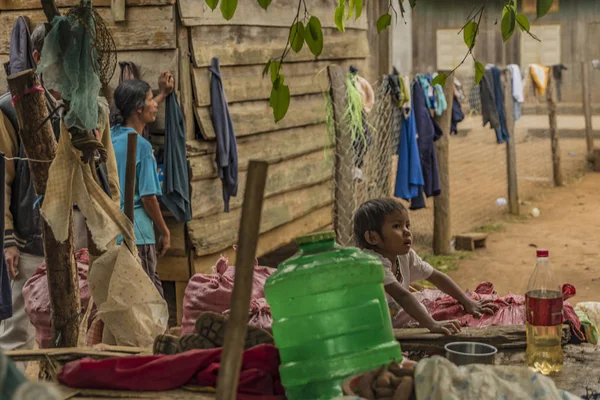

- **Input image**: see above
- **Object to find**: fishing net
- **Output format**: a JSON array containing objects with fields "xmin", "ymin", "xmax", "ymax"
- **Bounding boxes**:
[{"xmin": 37, "ymin": 0, "xmax": 116, "ymax": 132}]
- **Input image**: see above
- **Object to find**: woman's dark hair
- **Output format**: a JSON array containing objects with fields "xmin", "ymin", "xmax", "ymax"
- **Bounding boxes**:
[
  {"xmin": 110, "ymin": 79, "xmax": 151, "ymax": 126},
  {"xmin": 353, "ymin": 198, "xmax": 407, "ymax": 249}
]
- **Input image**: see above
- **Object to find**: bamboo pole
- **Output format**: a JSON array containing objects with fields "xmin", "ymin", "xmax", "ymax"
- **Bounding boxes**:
[
  {"xmin": 582, "ymin": 62, "xmax": 594, "ymax": 154},
  {"xmin": 216, "ymin": 160, "xmax": 269, "ymax": 400},
  {"xmin": 503, "ymin": 70, "xmax": 520, "ymax": 216},
  {"xmin": 7, "ymin": 69, "xmax": 80, "ymax": 347},
  {"xmin": 432, "ymin": 72, "xmax": 453, "ymax": 255},
  {"xmin": 546, "ymin": 75, "xmax": 563, "ymax": 187}
]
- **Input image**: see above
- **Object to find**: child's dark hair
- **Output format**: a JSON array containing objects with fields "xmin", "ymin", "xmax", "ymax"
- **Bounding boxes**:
[
  {"xmin": 353, "ymin": 198, "xmax": 407, "ymax": 249},
  {"xmin": 111, "ymin": 79, "xmax": 151, "ymax": 125}
]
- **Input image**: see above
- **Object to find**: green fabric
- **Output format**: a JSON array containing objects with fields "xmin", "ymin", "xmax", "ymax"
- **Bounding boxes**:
[{"xmin": 37, "ymin": 1, "xmax": 101, "ymax": 131}]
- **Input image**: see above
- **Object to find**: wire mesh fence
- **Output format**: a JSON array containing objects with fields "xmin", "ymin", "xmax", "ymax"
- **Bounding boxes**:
[{"xmin": 329, "ymin": 66, "xmax": 592, "ymax": 251}]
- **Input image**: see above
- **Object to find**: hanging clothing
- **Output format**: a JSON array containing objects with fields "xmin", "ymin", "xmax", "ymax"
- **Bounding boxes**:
[
  {"xmin": 411, "ymin": 79, "xmax": 442, "ymax": 210},
  {"xmin": 353, "ymin": 74, "xmax": 374, "ymax": 113},
  {"xmin": 209, "ymin": 57, "xmax": 238, "ymax": 213},
  {"xmin": 401, "ymin": 76, "xmax": 412, "ymax": 118},
  {"xmin": 394, "ymin": 111, "xmax": 424, "ymax": 201},
  {"xmin": 6, "ymin": 17, "xmax": 36, "ymax": 76},
  {"xmin": 529, "ymin": 64, "xmax": 550, "ymax": 97},
  {"xmin": 480, "ymin": 67, "xmax": 500, "ymax": 131},
  {"xmin": 492, "ymin": 66, "xmax": 510, "ymax": 144},
  {"xmin": 507, "ymin": 64, "xmax": 524, "ymax": 121},
  {"xmin": 453, "ymin": 78, "xmax": 466, "ymax": 103},
  {"xmin": 552, "ymin": 64, "xmax": 568, "ymax": 102},
  {"xmin": 417, "ymin": 74, "xmax": 436, "ymax": 111},
  {"xmin": 431, "ymin": 73, "xmax": 448, "ymax": 117},
  {"xmin": 162, "ymin": 92, "xmax": 191, "ymax": 223},
  {"xmin": 450, "ymin": 96, "xmax": 464, "ymax": 135}
]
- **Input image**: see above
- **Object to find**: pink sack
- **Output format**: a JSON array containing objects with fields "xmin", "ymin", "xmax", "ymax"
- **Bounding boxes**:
[
  {"xmin": 23, "ymin": 249, "xmax": 93, "ymax": 348},
  {"xmin": 181, "ymin": 253, "xmax": 275, "ymax": 334},
  {"xmin": 224, "ymin": 298, "xmax": 273, "ymax": 333}
]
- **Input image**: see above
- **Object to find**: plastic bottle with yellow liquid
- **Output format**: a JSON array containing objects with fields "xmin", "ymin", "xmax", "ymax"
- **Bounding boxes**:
[{"xmin": 525, "ymin": 249, "xmax": 564, "ymax": 375}]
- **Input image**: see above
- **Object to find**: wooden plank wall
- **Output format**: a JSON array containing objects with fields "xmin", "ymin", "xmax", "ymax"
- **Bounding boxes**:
[
  {"xmin": 411, "ymin": 0, "xmax": 600, "ymax": 107},
  {"xmin": 181, "ymin": 0, "xmax": 371, "ymax": 273},
  {"xmin": 0, "ymin": 0, "xmax": 178, "ymax": 131}
]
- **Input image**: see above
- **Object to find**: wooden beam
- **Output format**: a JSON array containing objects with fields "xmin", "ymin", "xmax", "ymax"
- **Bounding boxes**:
[
  {"xmin": 190, "ymin": 26, "xmax": 369, "ymax": 68},
  {"xmin": 0, "ymin": 0, "xmax": 174, "ymax": 10},
  {"xmin": 190, "ymin": 149, "xmax": 332, "ymax": 218},
  {"xmin": 546, "ymin": 74, "xmax": 563, "ymax": 187},
  {"xmin": 191, "ymin": 205, "xmax": 332, "ymax": 274},
  {"xmin": 156, "ymin": 256, "xmax": 190, "ymax": 281},
  {"xmin": 195, "ymin": 94, "xmax": 325, "ymax": 140},
  {"xmin": 503, "ymin": 69, "xmax": 519, "ymax": 216},
  {"xmin": 433, "ymin": 72, "xmax": 453, "ymax": 255},
  {"xmin": 188, "ymin": 124, "xmax": 329, "ymax": 179},
  {"xmin": 0, "ymin": 6, "xmax": 176, "ymax": 54},
  {"xmin": 8, "ymin": 69, "xmax": 79, "ymax": 348},
  {"xmin": 178, "ymin": 0, "xmax": 367, "ymax": 30},
  {"xmin": 5, "ymin": 346, "xmax": 146, "ymax": 362},
  {"xmin": 327, "ymin": 65, "xmax": 354, "ymax": 247},
  {"xmin": 188, "ymin": 181, "xmax": 332, "ymax": 257},
  {"xmin": 111, "ymin": 0, "xmax": 126, "ymax": 22},
  {"xmin": 582, "ymin": 61, "xmax": 594, "ymax": 154},
  {"xmin": 176, "ymin": 24, "xmax": 195, "ymax": 141},
  {"xmin": 164, "ymin": 217, "xmax": 187, "ymax": 258}
]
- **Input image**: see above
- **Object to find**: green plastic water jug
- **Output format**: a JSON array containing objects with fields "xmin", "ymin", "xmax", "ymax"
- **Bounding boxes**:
[{"xmin": 264, "ymin": 231, "xmax": 402, "ymax": 399}]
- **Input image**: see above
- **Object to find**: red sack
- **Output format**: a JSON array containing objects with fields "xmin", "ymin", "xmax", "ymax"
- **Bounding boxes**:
[
  {"xmin": 22, "ymin": 249, "xmax": 93, "ymax": 348},
  {"xmin": 181, "ymin": 252, "xmax": 275, "ymax": 334},
  {"xmin": 58, "ymin": 344, "xmax": 285, "ymax": 400}
]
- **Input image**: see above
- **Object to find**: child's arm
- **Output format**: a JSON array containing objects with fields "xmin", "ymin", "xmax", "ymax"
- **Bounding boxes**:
[
  {"xmin": 427, "ymin": 270, "xmax": 497, "ymax": 317},
  {"xmin": 386, "ymin": 282, "xmax": 461, "ymax": 335}
]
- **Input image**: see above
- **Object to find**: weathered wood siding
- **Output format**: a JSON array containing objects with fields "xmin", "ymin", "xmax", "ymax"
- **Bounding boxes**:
[
  {"xmin": 182, "ymin": 0, "xmax": 371, "ymax": 273},
  {"xmin": 411, "ymin": 0, "xmax": 600, "ymax": 107}
]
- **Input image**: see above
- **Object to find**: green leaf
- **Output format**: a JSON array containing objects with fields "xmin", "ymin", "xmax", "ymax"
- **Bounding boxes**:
[
  {"xmin": 376, "ymin": 13, "xmax": 392, "ymax": 33},
  {"xmin": 305, "ymin": 17, "xmax": 324, "ymax": 57},
  {"xmin": 463, "ymin": 21, "xmax": 478, "ymax": 49},
  {"xmin": 269, "ymin": 61, "xmax": 281, "ymax": 83},
  {"xmin": 397, "ymin": 0, "xmax": 406, "ymax": 18},
  {"xmin": 409, "ymin": 0, "xmax": 416, "ymax": 7},
  {"xmin": 262, "ymin": 59, "xmax": 272, "ymax": 78},
  {"xmin": 431, "ymin": 73, "xmax": 447, "ymax": 87},
  {"xmin": 270, "ymin": 77, "xmax": 290, "ymax": 122},
  {"xmin": 516, "ymin": 13, "xmax": 530, "ymax": 32},
  {"xmin": 348, "ymin": 0, "xmax": 354, "ymax": 20},
  {"xmin": 474, "ymin": 61, "xmax": 485, "ymax": 85},
  {"xmin": 256, "ymin": 0, "xmax": 271, "ymax": 9},
  {"xmin": 537, "ymin": 0, "xmax": 553, "ymax": 18},
  {"xmin": 354, "ymin": 0, "xmax": 363, "ymax": 19},
  {"xmin": 220, "ymin": 0, "xmax": 237, "ymax": 20},
  {"xmin": 334, "ymin": 5, "xmax": 345, "ymax": 32},
  {"xmin": 289, "ymin": 22, "xmax": 305, "ymax": 52},
  {"xmin": 205, "ymin": 0, "xmax": 218, "ymax": 10},
  {"xmin": 501, "ymin": 5, "xmax": 516, "ymax": 42}
]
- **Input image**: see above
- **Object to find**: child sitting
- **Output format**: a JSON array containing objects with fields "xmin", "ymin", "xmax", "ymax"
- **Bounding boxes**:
[{"xmin": 354, "ymin": 198, "xmax": 496, "ymax": 335}]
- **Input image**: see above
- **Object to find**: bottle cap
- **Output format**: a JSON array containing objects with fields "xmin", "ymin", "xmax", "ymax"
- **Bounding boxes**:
[
  {"xmin": 296, "ymin": 231, "xmax": 336, "ymax": 245},
  {"xmin": 536, "ymin": 249, "xmax": 549, "ymax": 258}
]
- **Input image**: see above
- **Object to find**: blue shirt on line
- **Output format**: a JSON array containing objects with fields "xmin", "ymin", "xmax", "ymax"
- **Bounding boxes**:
[{"xmin": 111, "ymin": 125, "xmax": 162, "ymax": 245}]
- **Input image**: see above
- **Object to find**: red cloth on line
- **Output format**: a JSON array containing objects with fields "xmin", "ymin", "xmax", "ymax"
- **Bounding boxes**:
[{"xmin": 58, "ymin": 344, "xmax": 285, "ymax": 400}]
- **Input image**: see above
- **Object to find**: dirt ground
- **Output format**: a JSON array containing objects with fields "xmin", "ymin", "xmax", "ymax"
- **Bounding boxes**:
[{"xmin": 448, "ymin": 172, "xmax": 600, "ymax": 303}]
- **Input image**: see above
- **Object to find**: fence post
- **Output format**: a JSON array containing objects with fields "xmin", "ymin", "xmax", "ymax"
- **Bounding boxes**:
[
  {"xmin": 582, "ymin": 61, "xmax": 594, "ymax": 154},
  {"xmin": 433, "ymin": 72, "xmax": 453, "ymax": 255},
  {"xmin": 328, "ymin": 65, "xmax": 354, "ymax": 246},
  {"xmin": 546, "ymin": 74, "xmax": 563, "ymax": 187},
  {"xmin": 502, "ymin": 70, "xmax": 520, "ymax": 215}
]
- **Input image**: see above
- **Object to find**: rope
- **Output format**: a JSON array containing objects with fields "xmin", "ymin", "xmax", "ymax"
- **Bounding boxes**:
[{"xmin": 10, "ymin": 86, "xmax": 45, "ymax": 106}]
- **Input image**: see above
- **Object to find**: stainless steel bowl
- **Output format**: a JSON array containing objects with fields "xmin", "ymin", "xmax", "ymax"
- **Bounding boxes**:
[{"xmin": 444, "ymin": 342, "xmax": 498, "ymax": 366}]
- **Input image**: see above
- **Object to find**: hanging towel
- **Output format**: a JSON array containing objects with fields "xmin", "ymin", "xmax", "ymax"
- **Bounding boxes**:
[
  {"xmin": 529, "ymin": 64, "xmax": 550, "ymax": 97},
  {"xmin": 394, "ymin": 111, "xmax": 424, "ymax": 201},
  {"xmin": 507, "ymin": 64, "xmax": 524, "ymax": 121},
  {"xmin": 431, "ymin": 73, "xmax": 448, "ymax": 116},
  {"xmin": 209, "ymin": 57, "xmax": 238, "ymax": 213},
  {"xmin": 162, "ymin": 92, "xmax": 191, "ymax": 223},
  {"xmin": 492, "ymin": 66, "xmax": 510, "ymax": 144},
  {"xmin": 6, "ymin": 17, "xmax": 36, "ymax": 76}
]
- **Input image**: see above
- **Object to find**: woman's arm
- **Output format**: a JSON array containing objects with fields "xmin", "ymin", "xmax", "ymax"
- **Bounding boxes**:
[
  {"xmin": 386, "ymin": 282, "xmax": 460, "ymax": 335},
  {"xmin": 141, "ymin": 195, "xmax": 170, "ymax": 257}
]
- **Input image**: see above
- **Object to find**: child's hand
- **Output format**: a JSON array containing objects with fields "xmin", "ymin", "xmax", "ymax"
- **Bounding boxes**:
[
  {"xmin": 463, "ymin": 299, "xmax": 498, "ymax": 318},
  {"xmin": 426, "ymin": 320, "xmax": 461, "ymax": 335}
]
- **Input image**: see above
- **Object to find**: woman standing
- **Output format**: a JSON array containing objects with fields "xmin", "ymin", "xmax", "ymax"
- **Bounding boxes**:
[{"xmin": 111, "ymin": 75, "xmax": 173, "ymax": 297}]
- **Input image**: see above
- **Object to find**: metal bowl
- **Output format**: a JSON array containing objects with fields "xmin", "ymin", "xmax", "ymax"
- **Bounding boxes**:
[{"xmin": 444, "ymin": 342, "xmax": 498, "ymax": 366}]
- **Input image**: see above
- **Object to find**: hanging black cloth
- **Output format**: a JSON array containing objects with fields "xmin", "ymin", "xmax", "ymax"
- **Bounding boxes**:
[
  {"xmin": 209, "ymin": 57, "xmax": 238, "ymax": 212},
  {"xmin": 451, "ymin": 95, "xmax": 464, "ymax": 135},
  {"xmin": 552, "ymin": 64, "xmax": 568, "ymax": 102}
]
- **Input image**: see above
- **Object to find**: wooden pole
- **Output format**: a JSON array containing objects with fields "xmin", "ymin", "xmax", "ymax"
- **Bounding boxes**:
[
  {"xmin": 216, "ymin": 160, "xmax": 269, "ymax": 400},
  {"xmin": 124, "ymin": 132, "xmax": 137, "ymax": 222},
  {"xmin": 582, "ymin": 61, "xmax": 594, "ymax": 154},
  {"xmin": 546, "ymin": 74, "xmax": 563, "ymax": 187},
  {"xmin": 432, "ymin": 72, "xmax": 453, "ymax": 255},
  {"xmin": 502, "ymin": 70, "xmax": 520, "ymax": 215},
  {"xmin": 327, "ymin": 65, "xmax": 354, "ymax": 247},
  {"xmin": 7, "ymin": 69, "xmax": 79, "ymax": 347}
]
